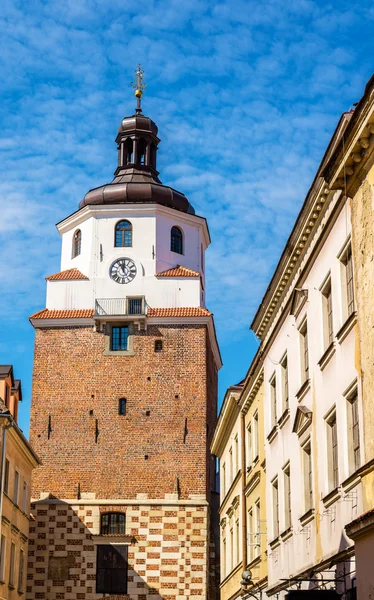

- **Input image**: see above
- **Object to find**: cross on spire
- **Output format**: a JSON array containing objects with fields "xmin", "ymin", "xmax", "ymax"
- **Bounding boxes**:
[{"xmin": 131, "ymin": 64, "xmax": 146, "ymax": 114}]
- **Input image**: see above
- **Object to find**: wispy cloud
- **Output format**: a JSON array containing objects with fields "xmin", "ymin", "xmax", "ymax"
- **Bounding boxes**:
[{"xmin": 0, "ymin": 0, "xmax": 373, "ymax": 427}]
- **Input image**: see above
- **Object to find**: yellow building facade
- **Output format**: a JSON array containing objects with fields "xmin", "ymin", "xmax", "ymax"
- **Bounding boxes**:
[
  {"xmin": 0, "ymin": 366, "xmax": 39, "ymax": 600},
  {"xmin": 211, "ymin": 364, "xmax": 267, "ymax": 600}
]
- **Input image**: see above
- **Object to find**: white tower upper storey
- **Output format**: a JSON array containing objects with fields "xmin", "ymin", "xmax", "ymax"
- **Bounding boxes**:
[{"xmin": 42, "ymin": 87, "xmax": 211, "ymax": 315}]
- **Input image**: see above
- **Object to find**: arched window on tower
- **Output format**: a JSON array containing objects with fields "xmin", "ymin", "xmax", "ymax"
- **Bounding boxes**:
[
  {"xmin": 138, "ymin": 138, "xmax": 146, "ymax": 166},
  {"xmin": 171, "ymin": 226, "xmax": 183, "ymax": 255},
  {"xmin": 100, "ymin": 512, "xmax": 126, "ymax": 535},
  {"xmin": 125, "ymin": 138, "xmax": 133, "ymax": 164},
  {"xmin": 72, "ymin": 229, "xmax": 81, "ymax": 258},
  {"xmin": 115, "ymin": 220, "xmax": 132, "ymax": 247}
]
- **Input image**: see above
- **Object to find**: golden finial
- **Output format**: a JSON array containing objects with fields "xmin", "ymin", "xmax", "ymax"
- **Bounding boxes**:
[{"xmin": 131, "ymin": 64, "xmax": 146, "ymax": 113}]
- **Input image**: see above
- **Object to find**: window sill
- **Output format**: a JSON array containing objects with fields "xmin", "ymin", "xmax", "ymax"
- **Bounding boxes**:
[
  {"xmin": 104, "ymin": 350, "xmax": 135, "ymax": 357},
  {"xmin": 299, "ymin": 508, "xmax": 315, "ymax": 527},
  {"xmin": 322, "ymin": 487, "xmax": 341, "ymax": 508},
  {"xmin": 336, "ymin": 311, "xmax": 357, "ymax": 344},
  {"xmin": 269, "ymin": 536, "xmax": 280, "ymax": 550},
  {"xmin": 280, "ymin": 526, "xmax": 293, "ymax": 541},
  {"xmin": 278, "ymin": 408, "xmax": 290, "ymax": 429},
  {"xmin": 341, "ymin": 467, "xmax": 364, "ymax": 493},
  {"xmin": 318, "ymin": 342, "xmax": 336, "ymax": 371},
  {"xmin": 92, "ymin": 534, "xmax": 133, "ymax": 545},
  {"xmin": 295, "ymin": 378, "xmax": 311, "ymax": 402},
  {"xmin": 8, "ymin": 584, "xmax": 15, "ymax": 590},
  {"xmin": 267, "ymin": 425, "xmax": 278, "ymax": 444}
]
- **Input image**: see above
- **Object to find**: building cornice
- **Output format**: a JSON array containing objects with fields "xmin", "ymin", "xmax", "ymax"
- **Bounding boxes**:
[
  {"xmin": 251, "ymin": 76, "xmax": 374, "ymax": 342},
  {"xmin": 211, "ymin": 390, "xmax": 242, "ymax": 457}
]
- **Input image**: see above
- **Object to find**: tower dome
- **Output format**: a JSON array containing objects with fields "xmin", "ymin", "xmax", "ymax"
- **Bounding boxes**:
[{"xmin": 79, "ymin": 78, "xmax": 195, "ymax": 214}]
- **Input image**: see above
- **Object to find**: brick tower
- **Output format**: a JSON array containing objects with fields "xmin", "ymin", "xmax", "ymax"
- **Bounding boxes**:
[{"xmin": 28, "ymin": 70, "xmax": 221, "ymax": 600}]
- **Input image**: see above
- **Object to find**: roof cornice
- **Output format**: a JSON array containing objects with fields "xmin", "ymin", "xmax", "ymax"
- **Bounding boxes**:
[{"xmin": 211, "ymin": 390, "xmax": 242, "ymax": 457}]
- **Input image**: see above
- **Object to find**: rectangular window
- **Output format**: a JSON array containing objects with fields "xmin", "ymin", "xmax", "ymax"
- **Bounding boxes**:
[
  {"xmin": 283, "ymin": 464, "xmax": 291, "ymax": 530},
  {"xmin": 253, "ymin": 412, "xmax": 259, "ymax": 460},
  {"xmin": 234, "ymin": 435, "xmax": 239, "ymax": 475},
  {"xmin": 18, "ymin": 549, "xmax": 24, "ymax": 593},
  {"xmin": 322, "ymin": 277, "xmax": 333, "ymax": 348},
  {"xmin": 299, "ymin": 320, "xmax": 309, "ymax": 383},
  {"xmin": 0, "ymin": 535, "xmax": 6, "ymax": 582},
  {"xmin": 13, "ymin": 471, "xmax": 19, "ymax": 506},
  {"xmin": 246, "ymin": 424, "xmax": 252, "ymax": 469},
  {"xmin": 347, "ymin": 391, "xmax": 360, "ymax": 473},
  {"xmin": 254, "ymin": 499, "xmax": 260, "ymax": 557},
  {"xmin": 326, "ymin": 411, "xmax": 339, "ymax": 490},
  {"xmin": 4, "ymin": 459, "xmax": 9, "ymax": 495},
  {"xmin": 281, "ymin": 354, "xmax": 289, "ymax": 412},
  {"xmin": 9, "ymin": 542, "xmax": 15, "ymax": 587},
  {"xmin": 229, "ymin": 447, "xmax": 233, "ymax": 484},
  {"xmin": 111, "ymin": 326, "xmax": 129, "ymax": 351},
  {"xmin": 247, "ymin": 507, "xmax": 254, "ymax": 563},
  {"xmin": 127, "ymin": 297, "xmax": 143, "ymax": 315},
  {"xmin": 272, "ymin": 477, "xmax": 279, "ymax": 539},
  {"xmin": 96, "ymin": 545, "xmax": 128, "ymax": 594},
  {"xmin": 229, "ymin": 527, "xmax": 234, "ymax": 573},
  {"xmin": 341, "ymin": 243, "xmax": 355, "ymax": 318},
  {"xmin": 222, "ymin": 536, "xmax": 226, "ymax": 580},
  {"xmin": 235, "ymin": 517, "xmax": 240, "ymax": 565},
  {"xmin": 221, "ymin": 463, "xmax": 226, "ymax": 497},
  {"xmin": 302, "ymin": 441, "xmax": 313, "ymax": 512},
  {"xmin": 22, "ymin": 482, "xmax": 27, "ymax": 513},
  {"xmin": 270, "ymin": 374, "xmax": 277, "ymax": 427}
]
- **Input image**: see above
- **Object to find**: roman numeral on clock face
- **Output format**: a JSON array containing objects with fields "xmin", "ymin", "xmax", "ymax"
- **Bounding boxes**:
[{"xmin": 110, "ymin": 258, "xmax": 137, "ymax": 284}]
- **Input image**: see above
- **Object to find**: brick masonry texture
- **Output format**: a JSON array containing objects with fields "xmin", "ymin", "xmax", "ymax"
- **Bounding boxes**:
[
  {"xmin": 30, "ymin": 324, "xmax": 217, "ymax": 500},
  {"xmin": 27, "ymin": 501, "xmax": 209, "ymax": 600},
  {"xmin": 29, "ymin": 322, "xmax": 218, "ymax": 598}
]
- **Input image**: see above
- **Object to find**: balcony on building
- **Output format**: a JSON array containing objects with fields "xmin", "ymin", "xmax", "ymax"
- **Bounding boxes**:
[{"xmin": 94, "ymin": 297, "xmax": 147, "ymax": 322}]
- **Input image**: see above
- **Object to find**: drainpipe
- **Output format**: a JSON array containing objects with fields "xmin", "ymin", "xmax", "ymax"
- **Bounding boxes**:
[
  {"xmin": 0, "ymin": 417, "xmax": 14, "ymax": 544},
  {"xmin": 240, "ymin": 410, "xmax": 247, "ymax": 571}
]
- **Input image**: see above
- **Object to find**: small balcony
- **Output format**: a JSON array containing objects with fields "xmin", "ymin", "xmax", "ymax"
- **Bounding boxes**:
[{"xmin": 94, "ymin": 297, "xmax": 146, "ymax": 319}]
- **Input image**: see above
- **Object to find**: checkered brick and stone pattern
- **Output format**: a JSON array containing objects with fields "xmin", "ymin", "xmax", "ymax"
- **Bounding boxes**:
[{"xmin": 27, "ymin": 500, "xmax": 210, "ymax": 600}]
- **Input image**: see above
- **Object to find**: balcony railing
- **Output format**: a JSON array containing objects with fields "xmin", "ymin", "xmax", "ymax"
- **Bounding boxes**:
[{"xmin": 95, "ymin": 297, "xmax": 146, "ymax": 317}]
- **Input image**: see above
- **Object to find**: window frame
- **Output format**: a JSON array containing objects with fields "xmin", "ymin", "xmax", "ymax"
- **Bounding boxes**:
[
  {"xmin": 325, "ymin": 407, "xmax": 339, "ymax": 491},
  {"xmin": 104, "ymin": 323, "xmax": 135, "ymax": 356},
  {"xmin": 271, "ymin": 476, "xmax": 279, "ymax": 540},
  {"xmin": 170, "ymin": 226, "xmax": 183, "ymax": 255},
  {"xmin": 253, "ymin": 411, "xmax": 259, "ymax": 461},
  {"xmin": 13, "ymin": 471, "xmax": 19, "ymax": 506},
  {"xmin": 18, "ymin": 548, "xmax": 24, "ymax": 593},
  {"xmin": 299, "ymin": 318, "xmax": 309, "ymax": 383},
  {"xmin": 346, "ymin": 384, "xmax": 360, "ymax": 474},
  {"xmin": 302, "ymin": 439, "xmax": 313, "ymax": 513},
  {"xmin": 114, "ymin": 220, "xmax": 133, "ymax": 248},
  {"xmin": 100, "ymin": 512, "xmax": 126, "ymax": 536},
  {"xmin": 0, "ymin": 535, "xmax": 6, "ymax": 582},
  {"xmin": 96, "ymin": 544, "xmax": 128, "ymax": 595},
  {"xmin": 280, "ymin": 353, "xmax": 289, "ymax": 412},
  {"xmin": 339, "ymin": 239, "xmax": 355, "ymax": 321},
  {"xmin": 9, "ymin": 542, "xmax": 15, "ymax": 588},
  {"xmin": 283, "ymin": 462, "xmax": 291, "ymax": 530},
  {"xmin": 321, "ymin": 275, "xmax": 333, "ymax": 349},
  {"xmin": 4, "ymin": 459, "xmax": 9, "ymax": 495},
  {"xmin": 22, "ymin": 481, "xmax": 28, "ymax": 513},
  {"xmin": 270, "ymin": 373, "xmax": 277, "ymax": 427},
  {"xmin": 72, "ymin": 229, "xmax": 82, "ymax": 258},
  {"xmin": 118, "ymin": 398, "xmax": 127, "ymax": 416}
]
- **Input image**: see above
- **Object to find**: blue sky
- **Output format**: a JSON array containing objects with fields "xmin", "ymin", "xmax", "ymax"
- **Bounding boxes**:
[{"xmin": 1, "ymin": 0, "xmax": 374, "ymax": 436}]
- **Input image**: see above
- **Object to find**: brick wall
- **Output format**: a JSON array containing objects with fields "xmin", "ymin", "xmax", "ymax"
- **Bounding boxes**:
[
  {"xmin": 30, "ymin": 324, "xmax": 217, "ymax": 501},
  {"xmin": 27, "ymin": 500, "xmax": 209, "ymax": 600},
  {"xmin": 29, "ymin": 321, "xmax": 218, "ymax": 598}
]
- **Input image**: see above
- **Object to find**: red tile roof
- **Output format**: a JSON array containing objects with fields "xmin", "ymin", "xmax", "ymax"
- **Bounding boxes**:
[
  {"xmin": 147, "ymin": 307, "xmax": 212, "ymax": 317},
  {"xmin": 30, "ymin": 309, "xmax": 94, "ymax": 320},
  {"xmin": 46, "ymin": 268, "xmax": 89, "ymax": 281},
  {"xmin": 156, "ymin": 265, "xmax": 200, "ymax": 278},
  {"xmin": 30, "ymin": 307, "xmax": 212, "ymax": 320}
]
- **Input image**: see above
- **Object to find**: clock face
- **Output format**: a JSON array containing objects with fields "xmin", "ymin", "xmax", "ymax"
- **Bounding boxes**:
[{"xmin": 110, "ymin": 258, "xmax": 137, "ymax": 284}]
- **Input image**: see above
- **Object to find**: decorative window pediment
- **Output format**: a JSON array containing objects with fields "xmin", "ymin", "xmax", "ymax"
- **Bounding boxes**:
[
  {"xmin": 290, "ymin": 288, "xmax": 308, "ymax": 318},
  {"xmin": 292, "ymin": 405, "xmax": 312, "ymax": 437}
]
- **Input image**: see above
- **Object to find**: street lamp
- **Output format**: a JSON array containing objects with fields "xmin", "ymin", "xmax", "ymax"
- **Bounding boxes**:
[{"xmin": 240, "ymin": 570, "xmax": 263, "ymax": 599}]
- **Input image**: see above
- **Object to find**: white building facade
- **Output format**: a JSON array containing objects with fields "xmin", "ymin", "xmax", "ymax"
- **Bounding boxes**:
[{"xmin": 250, "ymin": 112, "xmax": 363, "ymax": 598}]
